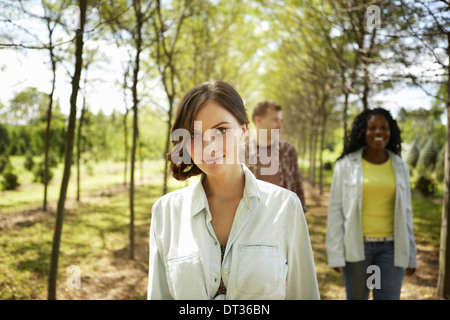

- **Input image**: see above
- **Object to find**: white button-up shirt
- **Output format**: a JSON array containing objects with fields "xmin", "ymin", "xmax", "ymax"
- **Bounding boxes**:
[{"xmin": 147, "ymin": 164, "xmax": 320, "ymax": 300}]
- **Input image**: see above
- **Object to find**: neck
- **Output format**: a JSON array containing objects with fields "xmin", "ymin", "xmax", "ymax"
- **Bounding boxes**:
[
  {"xmin": 363, "ymin": 148, "xmax": 388, "ymax": 164},
  {"xmin": 256, "ymin": 129, "xmax": 274, "ymax": 147},
  {"xmin": 202, "ymin": 164, "xmax": 245, "ymax": 200}
]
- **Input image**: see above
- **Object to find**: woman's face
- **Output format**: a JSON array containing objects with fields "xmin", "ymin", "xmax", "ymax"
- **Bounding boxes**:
[
  {"xmin": 188, "ymin": 100, "xmax": 247, "ymax": 176},
  {"xmin": 365, "ymin": 114, "xmax": 390, "ymax": 152}
]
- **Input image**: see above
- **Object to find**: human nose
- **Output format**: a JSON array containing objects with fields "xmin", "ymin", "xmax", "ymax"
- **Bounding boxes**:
[
  {"xmin": 202, "ymin": 133, "xmax": 223, "ymax": 157},
  {"xmin": 204, "ymin": 140, "xmax": 217, "ymax": 156}
]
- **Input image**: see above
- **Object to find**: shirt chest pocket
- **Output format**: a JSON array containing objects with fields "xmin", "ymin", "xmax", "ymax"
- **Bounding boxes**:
[
  {"xmin": 167, "ymin": 252, "xmax": 207, "ymax": 299},
  {"xmin": 235, "ymin": 244, "xmax": 287, "ymax": 298}
]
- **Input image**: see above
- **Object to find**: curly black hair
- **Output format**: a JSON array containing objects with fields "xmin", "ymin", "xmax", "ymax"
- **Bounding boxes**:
[{"xmin": 337, "ymin": 107, "xmax": 402, "ymax": 161}]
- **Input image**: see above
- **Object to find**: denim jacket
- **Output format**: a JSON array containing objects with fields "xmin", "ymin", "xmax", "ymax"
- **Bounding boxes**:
[
  {"xmin": 147, "ymin": 164, "xmax": 320, "ymax": 300},
  {"xmin": 326, "ymin": 149, "xmax": 417, "ymax": 269}
]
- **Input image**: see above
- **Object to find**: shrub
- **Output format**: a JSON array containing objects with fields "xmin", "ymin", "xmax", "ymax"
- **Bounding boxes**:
[
  {"xmin": 416, "ymin": 139, "xmax": 438, "ymax": 177},
  {"xmin": 436, "ymin": 145, "xmax": 446, "ymax": 183},
  {"xmin": 24, "ymin": 152, "xmax": 35, "ymax": 171},
  {"xmin": 33, "ymin": 162, "xmax": 54, "ymax": 184},
  {"xmin": 1, "ymin": 170, "xmax": 20, "ymax": 190},
  {"xmin": 406, "ymin": 140, "xmax": 420, "ymax": 168},
  {"xmin": 415, "ymin": 176, "xmax": 436, "ymax": 197},
  {"xmin": 47, "ymin": 153, "xmax": 59, "ymax": 168},
  {"xmin": 0, "ymin": 154, "xmax": 10, "ymax": 174},
  {"xmin": 324, "ymin": 162, "xmax": 333, "ymax": 171}
]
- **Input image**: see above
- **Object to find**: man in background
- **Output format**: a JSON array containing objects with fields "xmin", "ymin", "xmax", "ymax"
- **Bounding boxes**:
[{"xmin": 242, "ymin": 101, "xmax": 308, "ymax": 213}]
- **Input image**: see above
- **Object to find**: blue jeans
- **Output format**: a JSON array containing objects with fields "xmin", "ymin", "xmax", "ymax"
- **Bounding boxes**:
[{"xmin": 343, "ymin": 241, "xmax": 404, "ymax": 300}]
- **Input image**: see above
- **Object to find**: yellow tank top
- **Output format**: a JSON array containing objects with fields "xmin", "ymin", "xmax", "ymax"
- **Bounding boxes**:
[{"xmin": 361, "ymin": 157, "xmax": 396, "ymax": 238}]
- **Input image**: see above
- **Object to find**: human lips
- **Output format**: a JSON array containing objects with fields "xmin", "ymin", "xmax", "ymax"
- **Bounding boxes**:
[
  {"xmin": 371, "ymin": 136, "xmax": 387, "ymax": 147},
  {"xmin": 203, "ymin": 155, "xmax": 224, "ymax": 165}
]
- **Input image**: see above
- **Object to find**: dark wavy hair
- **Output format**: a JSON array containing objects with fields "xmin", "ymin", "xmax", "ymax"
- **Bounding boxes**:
[
  {"xmin": 337, "ymin": 107, "xmax": 402, "ymax": 161},
  {"xmin": 167, "ymin": 80, "xmax": 249, "ymax": 181}
]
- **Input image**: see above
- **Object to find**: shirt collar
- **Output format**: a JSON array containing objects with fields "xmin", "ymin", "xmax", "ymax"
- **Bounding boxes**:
[
  {"xmin": 350, "ymin": 147, "xmax": 400, "ymax": 165},
  {"xmin": 190, "ymin": 164, "xmax": 261, "ymax": 217}
]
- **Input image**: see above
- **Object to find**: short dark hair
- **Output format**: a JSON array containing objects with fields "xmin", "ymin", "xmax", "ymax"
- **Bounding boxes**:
[
  {"xmin": 252, "ymin": 101, "xmax": 282, "ymax": 122},
  {"xmin": 167, "ymin": 80, "xmax": 249, "ymax": 181},
  {"xmin": 337, "ymin": 107, "xmax": 402, "ymax": 161}
]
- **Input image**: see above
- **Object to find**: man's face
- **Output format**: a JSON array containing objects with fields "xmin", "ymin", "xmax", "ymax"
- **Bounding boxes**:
[{"xmin": 256, "ymin": 108, "xmax": 282, "ymax": 131}]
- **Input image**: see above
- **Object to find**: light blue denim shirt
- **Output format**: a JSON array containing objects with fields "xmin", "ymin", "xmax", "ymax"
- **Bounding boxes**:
[
  {"xmin": 326, "ymin": 149, "xmax": 417, "ymax": 269},
  {"xmin": 147, "ymin": 164, "xmax": 320, "ymax": 300}
]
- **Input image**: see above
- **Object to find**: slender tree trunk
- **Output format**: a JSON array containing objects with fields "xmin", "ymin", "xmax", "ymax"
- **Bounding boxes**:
[
  {"xmin": 122, "ymin": 66, "xmax": 129, "ymax": 186},
  {"xmin": 343, "ymin": 91, "xmax": 349, "ymax": 148},
  {"xmin": 162, "ymin": 106, "xmax": 173, "ymax": 194},
  {"xmin": 129, "ymin": 0, "xmax": 143, "ymax": 260},
  {"xmin": 319, "ymin": 93, "xmax": 328, "ymax": 195},
  {"xmin": 156, "ymin": 0, "xmax": 188, "ymax": 195},
  {"xmin": 362, "ymin": 27, "xmax": 377, "ymax": 112},
  {"xmin": 437, "ymin": 35, "xmax": 450, "ymax": 299},
  {"xmin": 48, "ymin": 0, "xmax": 86, "ymax": 300},
  {"xmin": 308, "ymin": 122, "xmax": 314, "ymax": 185},
  {"xmin": 76, "ymin": 97, "xmax": 86, "ymax": 202},
  {"xmin": 130, "ymin": 101, "xmax": 138, "ymax": 261},
  {"xmin": 319, "ymin": 122, "xmax": 325, "ymax": 195},
  {"xmin": 123, "ymin": 107, "xmax": 129, "ymax": 186},
  {"xmin": 160, "ymin": 71, "xmax": 176, "ymax": 196},
  {"xmin": 310, "ymin": 120, "xmax": 318, "ymax": 188},
  {"xmin": 301, "ymin": 123, "xmax": 307, "ymax": 174},
  {"xmin": 139, "ymin": 135, "xmax": 143, "ymax": 182},
  {"xmin": 43, "ymin": 43, "xmax": 56, "ymax": 211},
  {"xmin": 362, "ymin": 66, "xmax": 369, "ymax": 111}
]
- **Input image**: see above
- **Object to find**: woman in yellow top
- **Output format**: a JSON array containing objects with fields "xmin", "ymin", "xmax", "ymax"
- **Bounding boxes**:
[{"xmin": 326, "ymin": 107, "xmax": 417, "ymax": 300}]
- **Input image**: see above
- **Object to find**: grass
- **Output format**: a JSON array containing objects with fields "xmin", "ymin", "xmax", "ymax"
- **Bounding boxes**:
[
  {"xmin": 0, "ymin": 157, "xmax": 165, "ymax": 216},
  {"xmin": 410, "ymin": 193, "xmax": 442, "ymax": 247}
]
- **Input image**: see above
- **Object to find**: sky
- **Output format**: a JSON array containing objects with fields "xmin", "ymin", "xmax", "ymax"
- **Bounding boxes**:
[{"xmin": 0, "ymin": 46, "xmax": 129, "ymax": 116}]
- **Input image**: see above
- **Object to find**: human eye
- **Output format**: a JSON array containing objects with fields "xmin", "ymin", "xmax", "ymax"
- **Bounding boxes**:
[
  {"xmin": 215, "ymin": 127, "xmax": 228, "ymax": 135},
  {"xmin": 190, "ymin": 131, "xmax": 202, "ymax": 139}
]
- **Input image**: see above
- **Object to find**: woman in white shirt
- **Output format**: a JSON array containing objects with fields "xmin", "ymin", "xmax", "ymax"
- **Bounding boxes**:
[{"xmin": 147, "ymin": 80, "xmax": 320, "ymax": 300}]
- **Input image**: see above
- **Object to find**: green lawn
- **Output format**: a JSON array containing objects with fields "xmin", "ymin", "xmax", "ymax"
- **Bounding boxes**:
[{"xmin": 0, "ymin": 157, "xmax": 171, "ymax": 216}]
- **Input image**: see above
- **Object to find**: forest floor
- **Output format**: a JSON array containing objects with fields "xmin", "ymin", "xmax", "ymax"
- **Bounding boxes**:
[{"xmin": 0, "ymin": 171, "xmax": 443, "ymax": 300}]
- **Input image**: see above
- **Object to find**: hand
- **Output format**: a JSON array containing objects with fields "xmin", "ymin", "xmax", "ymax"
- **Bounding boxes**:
[
  {"xmin": 333, "ymin": 267, "xmax": 342, "ymax": 273},
  {"xmin": 405, "ymin": 268, "xmax": 415, "ymax": 276}
]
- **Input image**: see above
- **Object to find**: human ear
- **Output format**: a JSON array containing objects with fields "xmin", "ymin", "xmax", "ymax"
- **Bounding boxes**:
[
  {"xmin": 254, "ymin": 115, "xmax": 262, "ymax": 127},
  {"xmin": 240, "ymin": 123, "xmax": 248, "ymax": 140}
]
